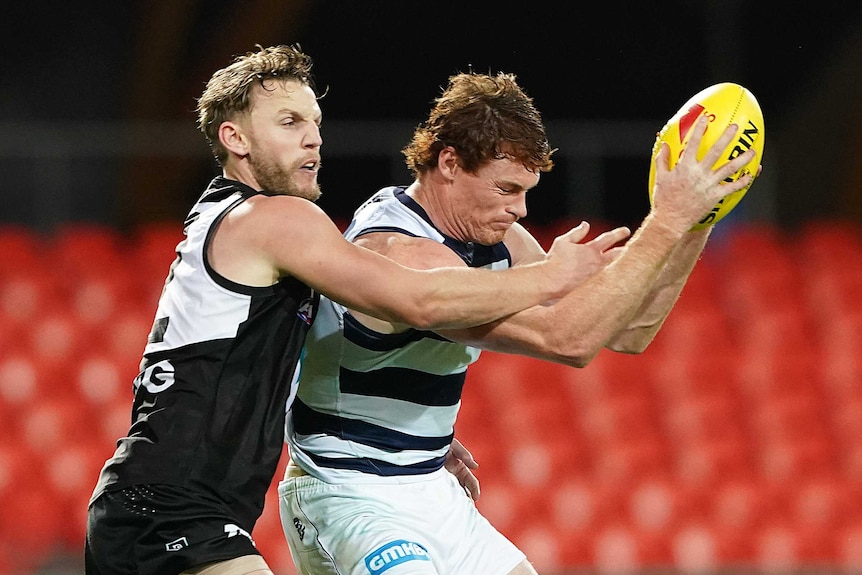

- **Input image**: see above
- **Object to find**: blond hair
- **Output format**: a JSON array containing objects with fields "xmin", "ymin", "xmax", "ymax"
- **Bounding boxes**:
[{"xmin": 196, "ymin": 44, "xmax": 315, "ymax": 165}]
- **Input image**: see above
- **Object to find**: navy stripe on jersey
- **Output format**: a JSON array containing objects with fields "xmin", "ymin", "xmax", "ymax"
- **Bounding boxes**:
[
  {"xmin": 292, "ymin": 399, "xmax": 453, "ymax": 451},
  {"xmin": 353, "ymin": 226, "xmax": 420, "ymax": 239},
  {"xmin": 338, "ymin": 366, "xmax": 465, "ymax": 406},
  {"xmin": 442, "ymin": 238, "xmax": 511, "ymax": 267},
  {"xmin": 303, "ymin": 451, "xmax": 447, "ymax": 476},
  {"xmin": 343, "ymin": 313, "xmax": 450, "ymax": 351}
]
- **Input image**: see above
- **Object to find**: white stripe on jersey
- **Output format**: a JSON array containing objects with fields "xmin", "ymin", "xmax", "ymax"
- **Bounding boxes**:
[
  {"xmin": 144, "ymin": 193, "xmax": 253, "ymax": 354},
  {"xmin": 304, "ymin": 393, "xmax": 462, "ymax": 437}
]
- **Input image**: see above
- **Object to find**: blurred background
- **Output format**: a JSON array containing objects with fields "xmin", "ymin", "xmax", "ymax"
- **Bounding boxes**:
[{"xmin": 1, "ymin": 1, "xmax": 861, "ymax": 574}]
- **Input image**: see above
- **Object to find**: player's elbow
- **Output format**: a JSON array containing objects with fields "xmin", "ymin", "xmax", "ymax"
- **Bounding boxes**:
[
  {"xmin": 605, "ymin": 328, "xmax": 657, "ymax": 355},
  {"xmin": 549, "ymin": 335, "xmax": 603, "ymax": 369},
  {"xmin": 607, "ymin": 340, "xmax": 650, "ymax": 355}
]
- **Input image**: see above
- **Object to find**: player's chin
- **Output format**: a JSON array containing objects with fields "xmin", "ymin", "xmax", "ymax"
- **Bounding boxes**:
[
  {"xmin": 291, "ymin": 181, "xmax": 322, "ymax": 202},
  {"xmin": 479, "ymin": 228, "xmax": 508, "ymax": 246}
]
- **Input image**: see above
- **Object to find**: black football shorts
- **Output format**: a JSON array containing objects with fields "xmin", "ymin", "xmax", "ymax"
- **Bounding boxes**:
[{"xmin": 85, "ymin": 484, "xmax": 260, "ymax": 575}]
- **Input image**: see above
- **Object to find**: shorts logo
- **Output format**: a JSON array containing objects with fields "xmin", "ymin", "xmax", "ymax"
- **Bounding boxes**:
[
  {"xmin": 293, "ymin": 517, "xmax": 306, "ymax": 540},
  {"xmin": 165, "ymin": 537, "xmax": 188, "ymax": 552},
  {"xmin": 224, "ymin": 523, "xmax": 256, "ymax": 548},
  {"xmin": 364, "ymin": 540, "xmax": 430, "ymax": 574}
]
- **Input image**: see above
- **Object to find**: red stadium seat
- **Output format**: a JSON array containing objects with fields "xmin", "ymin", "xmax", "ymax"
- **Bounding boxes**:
[
  {"xmin": 797, "ymin": 219, "xmax": 862, "ymax": 270},
  {"xmin": 68, "ymin": 270, "xmax": 140, "ymax": 330},
  {"xmin": 476, "ymin": 479, "xmax": 539, "ymax": 537},
  {"xmin": 753, "ymin": 522, "xmax": 803, "ymax": 573},
  {"xmin": 0, "ymin": 353, "xmax": 40, "ymax": 410},
  {"xmin": 0, "ymin": 267, "xmax": 65, "ymax": 325},
  {"xmin": 787, "ymin": 476, "xmax": 862, "ymax": 540},
  {"xmin": 627, "ymin": 478, "xmax": 689, "ymax": 535},
  {"xmin": 510, "ymin": 524, "xmax": 566, "ymax": 573},
  {"xmin": 103, "ymin": 307, "xmax": 152, "ymax": 367},
  {"xmin": 49, "ymin": 222, "xmax": 125, "ymax": 280},
  {"xmin": 0, "ymin": 441, "xmax": 43, "ymax": 503},
  {"xmin": 592, "ymin": 436, "xmax": 671, "ymax": 487},
  {"xmin": 580, "ymin": 393, "xmax": 663, "ymax": 447},
  {"xmin": 451, "ymin": 421, "xmax": 508, "ymax": 481},
  {"xmin": 591, "ymin": 524, "xmax": 648, "ymax": 572},
  {"xmin": 673, "ymin": 436, "xmax": 754, "ymax": 487},
  {"xmin": 498, "ymin": 392, "xmax": 583, "ymax": 442},
  {"xmin": 671, "ymin": 523, "xmax": 720, "ymax": 573},
  {"xmin": 130, "ymin": 221, "xmax": 183, "ymax": 307},
  {"xmin": 836, "ymin": 524, "xmax": 862, "ymax": 573},
  {"xmin": 74, "ymin": 353, "xmax": 135, "ymax": 409},
  {"xmin": 27, "ymin": 308, "xmax": 82, "ymax": 361},
  {"xmin": 93, "ymin": 398, "xmax": 133, "ymax": 452},
  {"xmin": 42, "ymin": 443, "xmax": 107, "ymax": 548},
  {"xmin": 709, "ymin": 477, "xmax": 772, "ymax": 535},
  {"xmin": 19, "ymin": 397, "xmax": 95, "ymax": 452},
  {"xmin": 549, "ymin": 478, "xmax": 605, "ymax": 533},
  {"xmin": 664, "ymin": 393, "xmax": 748, "ymax": 446},
  {"xmin": 0, "ymin": 482, "xmax": 63, "ymax": 566},
  {"xmin": 650, "ymin": 305, "xmax": 736, "ymax": 359},
  {"xmin": 0, "ymin": 224, "xmax": 46, "ymax": 277},
  {"xmin": 505, "ymin": 437, "xmax": 587, "ymax": 488}
]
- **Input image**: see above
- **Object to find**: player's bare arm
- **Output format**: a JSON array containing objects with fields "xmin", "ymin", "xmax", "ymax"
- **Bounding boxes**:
[
  {"xmin": 438, "ymin": 121, "xmax": 758, "ymax": 366},
  {"xmin": 604, "ymin": 228, "xmax": 711, "ymax": 352},
  {"xmin": 347, "ymin": 221, "xmax": 619, "ymax": 333},
  {"xmin": 209, "ymin": 194, "xmax": 597, "ymax": 331}
]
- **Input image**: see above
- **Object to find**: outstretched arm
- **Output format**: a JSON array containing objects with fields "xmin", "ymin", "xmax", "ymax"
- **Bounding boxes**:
[
  {"xmin": 343, "ymin": 119, "xmax": 757, "ymax": 365},
  {"xmin": 209, "ymin": 194, "xmax": 598, "ymax": 331},
  {"xmin": 442, "ymin": 119, "xmax": 759, "ymax": 365}
]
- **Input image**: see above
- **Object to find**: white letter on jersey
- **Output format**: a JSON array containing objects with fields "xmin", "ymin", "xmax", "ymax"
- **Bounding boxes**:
[{"xmin": 134, "ymin": 360, "xmax": 176, "ymax": 393}]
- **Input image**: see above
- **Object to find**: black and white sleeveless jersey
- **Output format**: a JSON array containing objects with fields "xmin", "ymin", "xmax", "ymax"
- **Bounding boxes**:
[
  {"xmin": 91, "ymin": 176, "xmax": 319, "ymax": 530},
  {"xmin": 287, "ymin": 186, "xmax": 510, "ymax": 483}
]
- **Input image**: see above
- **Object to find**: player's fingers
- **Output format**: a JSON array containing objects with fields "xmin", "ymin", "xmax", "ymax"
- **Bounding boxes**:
[
  {"xmin": 700, "ymin": 122, "xmax": 741, "ymax": 168},
  {"xmin": 679, "ymin": 115, "xmax": 711, "ymax": 161},
  {"xmin": 587, "ymin": 226, "xmax": 631, "ymax": 252},
  {"xmin": 560, "ymin": 221, "xmax": 590, "ymax": 244},
  {"xmin": 449, "ymin": 438, "xmax": 478, "ymax": 469},
  {"xmin": 714, "ymin": 148, "xmax": 757, "ymax": 182},
  {"xmin": 459, "ymin": 469, "xmax": 480, "ymax": 501},
  {"xmin": 653, "ymin": 142, "xmax": 671, "ymax": 175}
]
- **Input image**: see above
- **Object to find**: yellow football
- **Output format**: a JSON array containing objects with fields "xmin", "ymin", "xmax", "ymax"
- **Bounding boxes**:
[{"xmin": 648, "ymin": 82, "xmax": 765, "ymax": 231}]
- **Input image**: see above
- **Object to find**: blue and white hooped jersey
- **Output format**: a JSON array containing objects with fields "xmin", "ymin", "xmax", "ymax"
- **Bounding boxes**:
[{"xmin": 287, "ymin": 186, "xmax": 511, "ymax": 483}]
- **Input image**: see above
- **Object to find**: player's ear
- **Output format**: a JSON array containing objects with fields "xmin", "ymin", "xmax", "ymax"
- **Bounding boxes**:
[
  {"xmin": 219, "ymin": 121, "xmax": 249, "ymax": 158},
  {"xmin": 437, "ymin": 146, "xmax": 459, "ymax": 180}
]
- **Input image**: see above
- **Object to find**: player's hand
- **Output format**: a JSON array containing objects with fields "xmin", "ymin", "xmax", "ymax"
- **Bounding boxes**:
[
  {"xmin": 445, "ymin": 438, "xmax": 480, "ymax": 501},
  {"xmin": 651, "ymin": 116, "xmax": 758, "ymax": 233},
  {"xmin": 545, "ymin": 222, "xmax": 631, "ymax": 293}
]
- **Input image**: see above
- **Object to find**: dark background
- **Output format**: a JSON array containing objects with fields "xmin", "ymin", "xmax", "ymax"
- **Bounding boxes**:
[{"xmin": 2, "ymin": 1, "xmax": 862, "ymax": 234}]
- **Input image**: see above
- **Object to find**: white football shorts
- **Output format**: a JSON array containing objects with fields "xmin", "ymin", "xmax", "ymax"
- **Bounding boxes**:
[{"xmin": 278, "ymin": 467, "xmax": 526, "ymax": 575}]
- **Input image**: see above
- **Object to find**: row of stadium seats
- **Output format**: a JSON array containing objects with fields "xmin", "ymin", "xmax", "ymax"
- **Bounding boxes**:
[{"xmin": 0, "ymin": 219, "xmax": 861, "ymax": 574}]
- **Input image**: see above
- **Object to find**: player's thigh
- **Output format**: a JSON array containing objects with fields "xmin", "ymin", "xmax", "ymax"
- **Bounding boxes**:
[
  {"xmin": 280, "ymin": 476, "xmax": 440, "ymax": 575},
  {"xmin": 180, "ymin": 555, "xmax": 273, "ymax": 575},
  {"xmin": 507, "ymin": 559, "xmax": 539, "ymax": 575}
]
